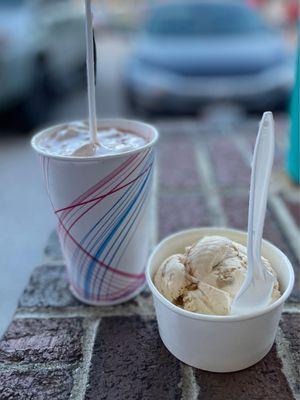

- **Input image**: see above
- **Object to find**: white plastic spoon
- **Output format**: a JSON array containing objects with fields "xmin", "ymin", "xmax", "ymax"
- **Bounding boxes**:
[
  {"xmin": 231, "ymin": 112, "xmax": 276, "ymax": 314},
  {"xmin": 85, "ymin": 0, "xmax": 98, "ymax": 146}
]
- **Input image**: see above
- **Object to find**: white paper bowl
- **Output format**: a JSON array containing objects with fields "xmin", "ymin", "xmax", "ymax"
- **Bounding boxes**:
[{"xmin": 146, "ymin": 227, "xmax": 294, "ymax": 372}]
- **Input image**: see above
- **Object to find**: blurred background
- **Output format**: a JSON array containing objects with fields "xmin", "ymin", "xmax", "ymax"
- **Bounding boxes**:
[{"xmin": 0, "ymin": 0, "xmax": 298, "ymax": 331}]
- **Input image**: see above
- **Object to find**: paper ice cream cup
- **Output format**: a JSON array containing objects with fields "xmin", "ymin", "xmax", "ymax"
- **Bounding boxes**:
[
  {"xmin": 146, "ymin": 227, "xmax": 294, "ymax": 372},
  {"xmin": 32, "ymin": 119, "xmax": 159, "ymax": 305}
]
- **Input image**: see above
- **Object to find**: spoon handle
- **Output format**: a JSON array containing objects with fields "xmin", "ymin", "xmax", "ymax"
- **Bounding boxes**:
[{"xmin": 247, "ymin": 112, "xmax": 274, "ymax": 281}]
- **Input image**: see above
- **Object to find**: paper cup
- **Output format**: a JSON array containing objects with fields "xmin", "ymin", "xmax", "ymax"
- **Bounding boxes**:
[
  {"xmin": 146, "ymin": 227, "xmax": 294, "ymax": 372},
  {"xmin": 32, "ymin": 119, "xmax": 159, "ymax": 305}
]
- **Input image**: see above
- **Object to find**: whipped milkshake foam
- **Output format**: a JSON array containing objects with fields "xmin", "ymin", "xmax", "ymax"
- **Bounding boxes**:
[{"xmin": 35, "ymin": 121, "xmax": 147, "ymax": 157}]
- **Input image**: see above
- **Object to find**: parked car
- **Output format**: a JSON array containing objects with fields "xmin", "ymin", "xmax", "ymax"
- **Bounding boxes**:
[
  {"xmin": 0, "ymin": 0, "xmax": 85, "ymax": 126},
  {"xmin": 123, "ymin": 1, "xmax": 295, "ymax": 115}
]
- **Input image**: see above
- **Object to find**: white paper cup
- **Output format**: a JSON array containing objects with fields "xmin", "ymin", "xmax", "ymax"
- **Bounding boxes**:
[
  {"xmin": 32, "ymin": 119, "xmax": 158, "ymax": 305},
  {"xmin": 146, "ymin": 227, "xmax": 294, "ymax": 372}
]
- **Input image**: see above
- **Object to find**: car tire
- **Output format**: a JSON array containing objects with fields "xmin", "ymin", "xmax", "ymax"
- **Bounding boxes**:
[
  {"xmin": 271, "ymin": 96, "xmax": 290, "ymax": 112},
  {"xmin": 123, "ymin": 87, "xmax": 155, "ymax": 118},
  {"xmin": 123, "ymin": 87, "xmax": 138, "ymax": 114}
]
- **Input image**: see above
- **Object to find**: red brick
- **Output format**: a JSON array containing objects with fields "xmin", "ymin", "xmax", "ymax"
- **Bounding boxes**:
[
  {"xmin": 18, "ymin": 264, "xmax": 81, "ymax": 308},
  {"xmin": 290, "ymin": 275, "xmax": 300, "ymax": 303},
  {"xmin": 156, "ymin": 120, "xmax": 199, "ymax": 138},
  {"xmin": 0, "ymin": 319, "xmax": 83, "ymax": 363},
  {"xmin": 195, "ymin": 345, "xmax": 294, "ymax": 400},
  {"xmin": 159, "ymin": 194, "xmax": 211, "ymax": 239},
  {"xmin": 280, "ymin": 313, "xmax": 300, "ymax": 395},
  {"xmin": 85, "ymin": 316, "xmax": 182, "ymax": 400},
  {"xmin": 18, "ymin": 263, "xmax": 148, "ymax": 311},
  {"xmin": 283, "ymin": 199, "xmax": 300, "ymax": 227},
  {"xmin": 207, "ymin": 138, "xmax": 250, "ymax": 187},
  {"xmin": 158, "ymin": 140, "xmax": 200, "ymax": 189},
  {"xmin": 222, "ymin": 194, "xmax": 292, "ymax": 253},
  {"xmin": 0, "ymin": 368, "xmax": 73, "ymax": 400}
]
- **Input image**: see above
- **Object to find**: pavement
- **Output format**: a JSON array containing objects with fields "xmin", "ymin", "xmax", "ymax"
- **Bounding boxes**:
[{"xmin": 0, "ymin": 115, "xmax": 299, "ymax": 399}]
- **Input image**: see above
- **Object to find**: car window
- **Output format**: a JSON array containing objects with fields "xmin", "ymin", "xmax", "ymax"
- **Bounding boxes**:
[{"xmin": 145, "ymin": 3, "xmax": 268, "ymax": 37}]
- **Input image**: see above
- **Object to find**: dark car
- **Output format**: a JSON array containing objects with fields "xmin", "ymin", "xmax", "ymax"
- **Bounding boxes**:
[{"xmin": 123, "ymin": 1, "xmax": 294, "ymax": 114}]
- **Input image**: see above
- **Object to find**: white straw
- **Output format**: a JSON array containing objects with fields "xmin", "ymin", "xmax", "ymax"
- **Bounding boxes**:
[{"xmin": 85, "ymin": 0, "xmax": 98, "ymax": 145}]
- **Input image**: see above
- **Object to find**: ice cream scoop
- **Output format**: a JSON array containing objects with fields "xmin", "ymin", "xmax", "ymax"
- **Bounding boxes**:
[
  {"xmin": 183, "ymin": 282, "xmax": 231, "ymax": 315},
  {"xmin": 186, "ymin": 235, "xmax": 238, "ymax": 280},
  {"xmin": 154, "ymin": 235, "xmax": 280, "ymax": 315},
  {"xmin": 154, "ymin": 254, "xmax": 195, "ymax": 302}
]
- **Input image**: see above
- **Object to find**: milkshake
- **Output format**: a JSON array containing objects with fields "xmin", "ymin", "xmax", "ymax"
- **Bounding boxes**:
[
  {"xmin": 31, "ymin": 119, "xmax": 159, "ymax": 305},
  {"xmin": 35, "ymin": 121, "xmax": 148, "ymax": 158}
]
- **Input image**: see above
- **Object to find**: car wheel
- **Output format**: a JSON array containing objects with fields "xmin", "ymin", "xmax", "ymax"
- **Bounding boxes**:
[
  {"xmin": 123, "ymin": 87, "xmax": 155, "ymax": 118},
  {"xmin": 271, "ymin": 96, "xmax": 290, "ymax": 112},
  {"xmin": 123, "ymin": 87, "xmax": 138, "ymax": 114}
]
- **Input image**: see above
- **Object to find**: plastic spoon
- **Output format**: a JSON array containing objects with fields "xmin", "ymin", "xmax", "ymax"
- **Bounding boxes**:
[
  {"xmin": 232, "ymin": 112, "xmax": 275, "ymax": 314},
  {"xmin": 85, "ymin": 0, "xmax": 98, "ymax": 145}
]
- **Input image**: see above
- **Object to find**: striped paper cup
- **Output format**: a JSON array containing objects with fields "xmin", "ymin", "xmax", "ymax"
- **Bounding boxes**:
[{"xmin": 31, "ymin": 119, "xmax": 159, "ymax": 305}]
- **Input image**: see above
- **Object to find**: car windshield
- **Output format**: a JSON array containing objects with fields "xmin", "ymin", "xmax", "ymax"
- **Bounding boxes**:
[{"xmin": 145, "ymin": 3, "xmax": 267, "ymax": 37}]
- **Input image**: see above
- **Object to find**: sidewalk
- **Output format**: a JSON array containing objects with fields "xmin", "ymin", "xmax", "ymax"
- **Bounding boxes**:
[{"xmin": 0, "ymin": 117, "xmax": 299, "ymax": 399}]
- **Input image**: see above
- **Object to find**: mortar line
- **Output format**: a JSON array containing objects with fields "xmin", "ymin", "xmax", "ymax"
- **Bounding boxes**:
[
  {"xmin": 0, "ymin": 361, "xmax": 77, "ymax": 373},
  {"xmin": 269, "ymin": 195, "xmax": 300, "ymax": 263},
  {"xmin": 283, "ymin": 303, "xmax": 300, "ymax": 313},
  {"xmin": 38, "ymin": 259, "xmax": 66, "ymax": 267},
  {"xmin": 281, "ymin": 190, "xmax": 300, "ymax": 203},
  {"xmin": 70, "ymin": 318, "xmax": 100, "ymax": 400},
  {"xmin": 180, "ymin": 364, "xmax": 200, "ymax": 400},
  {"xmin": 160, "ymin": 186, "xmax": 249, "ymax": 197},
  {"xmin": 15, "ymin": 307, "xmax": 155, "ymax": 319},
  {"xmin": 276, "ymin": 326, "xmax": 299, "ymax": 399},
  {"xmin": 194, "ymin": 140, "xmax": 227, "ymax": 226},
  {"xmin": 234, "ymin": 134, "xmax": 252, "ymax": 164}
]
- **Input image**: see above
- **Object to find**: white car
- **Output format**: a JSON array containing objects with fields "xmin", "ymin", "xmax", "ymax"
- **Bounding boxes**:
[
  {"xmin": 124, "ymin": 1, "xmax": 294, "ymax": 115},
  {"xmin": 0, "ymin": 0, "xmax": 86, "ymax": 125}
]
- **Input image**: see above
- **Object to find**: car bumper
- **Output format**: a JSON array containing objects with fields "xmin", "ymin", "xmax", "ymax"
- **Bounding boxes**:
[
  {"xmin": 127, "ymin": 69, "xmax": 293, "ymax": 111},
  {"xmin": 138, "ymin": 88, "xmax": 291, "ymax": 112}
]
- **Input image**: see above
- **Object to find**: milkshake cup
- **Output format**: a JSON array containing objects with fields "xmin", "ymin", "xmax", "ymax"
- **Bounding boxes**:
[
  {"xmin": 146, "ymin": 227, "xmax": 294, "ymax": 372},
  {"xmin": 32, "ymin": 118, "xmax": 159, "ymax": 305}
]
